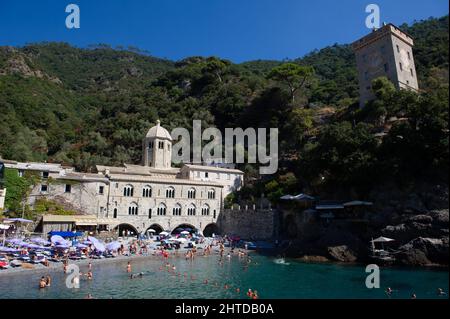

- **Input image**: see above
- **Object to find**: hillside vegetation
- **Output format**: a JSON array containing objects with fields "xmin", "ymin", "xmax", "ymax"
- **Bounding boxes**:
[{"xmin": 0, "ymin": 16, "xmax": 448, "ymax": 204}]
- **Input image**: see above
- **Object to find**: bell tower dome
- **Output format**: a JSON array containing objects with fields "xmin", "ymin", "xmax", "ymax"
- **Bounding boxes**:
[{"xmin": 142, "ymin": 120, "xmax": 173, "ymax": 169}]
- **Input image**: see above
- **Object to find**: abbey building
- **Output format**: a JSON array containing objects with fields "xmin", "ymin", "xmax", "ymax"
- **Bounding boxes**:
[{"xmin": 1, "ymin": 121, "xmax": 244, "ymax": 236}]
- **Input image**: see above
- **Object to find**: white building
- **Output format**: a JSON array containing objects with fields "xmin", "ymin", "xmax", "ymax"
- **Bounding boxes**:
[{"xmin": 2, "ymin": 121, "xmax": 244, "ymax": 236}]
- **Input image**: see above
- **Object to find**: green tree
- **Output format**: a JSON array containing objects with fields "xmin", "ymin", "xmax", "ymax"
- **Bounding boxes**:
[{"xmin": 268, "ymin": 63, "xmax": 315, "ymax": 104}]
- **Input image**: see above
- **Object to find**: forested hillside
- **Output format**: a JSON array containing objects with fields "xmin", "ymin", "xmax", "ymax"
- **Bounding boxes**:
[{"xmin": 0, "ymin": 16, "xmax": 448, "ymax": 203}]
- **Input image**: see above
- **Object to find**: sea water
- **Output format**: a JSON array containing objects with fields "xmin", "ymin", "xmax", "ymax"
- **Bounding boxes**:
[{"xmin": 0, "ymin": 254, "xmax": 448, "ymax": 299}]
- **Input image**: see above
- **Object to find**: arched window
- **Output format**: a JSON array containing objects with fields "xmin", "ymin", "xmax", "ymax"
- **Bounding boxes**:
[
  {"xmin": 187, "ymin": 188, "xmax": 196, "ymax": 199},
  {"xmin": 157, "ymin": 203, "xmax": 167, "ymax": 216},
  {"xmin": 128, "ymin": 202, "xmax": 138, "ymax": 216},
  {"xmin": 113, "ymin": 208, "xmax": 117, "ymax": 218},
  {"xmin": 201, "ymin": 204, "xmax": 210, "ymax": 216},
  {"xmin": 142, "ymin": 185, "xmax": 152, "ymax": 198},
  {"xmin": 173, "ymin": 203, "xmax": 182, "ymax": 216},
  {"xmin": 165, "ymin": 186, "xmax": 175, "ymax": 198},
  {"xmin": 207, "ymin": 189, "xmax": 215, "ymax": 199},
  {"xmin": 123, "ymin": 185, "xmax": 134, "ymax": 197},
  {"xmin": 187, "ymin": 203, "xmax": 196, "ymax": 216}
]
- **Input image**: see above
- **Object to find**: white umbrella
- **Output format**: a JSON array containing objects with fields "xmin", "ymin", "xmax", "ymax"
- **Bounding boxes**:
[
  {"xmin": 180, "ymin": 231, "xmax": 190, "ymax": 235},
  {"xmin": 372, "ymin": 236, "xmax": 395, "ymax": 243},
  {"xmin": 0, "ymin": 224, "xmax": 9, "ymax": 230},
  {"xmin": 175, "ymin": 238, "xmax": 187, "ymax": 243},
  {"xmin": 148, "ymin": 229, "xmax": 156, "ymax": 233},
  {"xmin": 159, "ymin": 231, "xmax": 169, "ymax": 236}
]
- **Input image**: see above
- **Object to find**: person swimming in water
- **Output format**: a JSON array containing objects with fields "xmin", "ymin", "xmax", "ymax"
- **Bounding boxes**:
[
  {"xmin": 437, "ymin": 288, "xmax": 446, "ymax": 296},
  {"xmin": 39, "ymin": 277, "xmax": 47, "ymax": 289},
  {"xmin": 127, "ymin": 261, "xmax": 131, "ymax": 273}
]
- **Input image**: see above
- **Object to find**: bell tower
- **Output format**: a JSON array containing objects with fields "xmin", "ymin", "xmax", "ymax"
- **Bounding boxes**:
[{"xmin": 142, "ymin": 120, "xmax": 173, "ymax": 169}]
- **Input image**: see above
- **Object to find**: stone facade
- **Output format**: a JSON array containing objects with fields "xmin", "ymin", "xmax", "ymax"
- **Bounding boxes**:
[
  {"xmin": 217, "ymin": 208, "xmax": 276, "ymax": 240},
  {"xmin": 3, "ymin": 121, "xmax": 245, "ymax": 236},
  {"xmin": 352, "ymin": 23, "xmax": 419, "ymax": 108}
]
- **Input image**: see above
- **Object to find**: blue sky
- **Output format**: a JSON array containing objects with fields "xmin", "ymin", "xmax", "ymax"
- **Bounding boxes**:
[{"xmin": 0, "ymin": 0, "xmax": 448, "ymax": 62}]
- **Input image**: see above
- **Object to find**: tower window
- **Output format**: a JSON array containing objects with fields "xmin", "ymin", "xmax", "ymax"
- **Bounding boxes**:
[
  {"xmin": 207, "ymin": 189, "xmax": 216, "ymax": 200},
  {"xmin": 165, "ymin": 187, "xmax": 175, "ymax": 198},
  {"xmin": 187, "ymin": 188, "xmax": 196, "ymax": 199},
  {"xmin": 173, "ymin": 204, "xmax": 182, "ymax": 216},
  {"xmin": 123, "ymin": 185, "xmax": 134, "ymax": 197},
  {"xmin": 42, "ymin": 171, "xmax": 49, "ymax": 179},
  {"xmin": 399, "ymin": 62, "xmax": 403, "ymax": 71},
  {"xmin": 158, "ymin": 141, "xmax": 164, "ymax": 149},
  {"xmin": 113, "ymin": 208, "xmax": 117, "ymax": 218},
  {"xmin": 128, "ymin": 203, "xmax": 138, "ymax": 216},
  {"xmin": 143, "ymin": 186, "xmax": 152, "ymax": 198},
  {"xmin": 148, "ymin": 208, "xmax": 152, "ymax": 219},
  {"xmin": 99, "ymin": 186, "xmax": 104, "ymax": 194},
  {"xmin": 407, "ymin": 52, "xmax": 411, "ymax": 60},
  {"xmin": 187, "ymin": 204, "xmax": 196, "ymax": 216},
  {"xmin": 396, "ymin": 45, "xmax": 400, "ymax": 53},
  {"xmin": 157, "ymin": 203, "xmax": 166, "ymax": 216},
  {"xmin": 41, "ymin": 184, "xmax": 48, "ymax": 192},
  {"xmin": 65, "ymin": 184, "xmax": 71, "ymax": 193},
  {"xmin": 149, "ymin": 142, "xmax": 153, "ymax": 149},
  {"xmin": 410, "ymin": 69, "xmax": 414, "ymax": 77}
]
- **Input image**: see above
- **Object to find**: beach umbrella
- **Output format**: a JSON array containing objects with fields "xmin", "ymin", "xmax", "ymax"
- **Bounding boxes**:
[
  {"xmin": 88, "ymin": 236, "xmax": 99, "ymax": 244},
  {"xmin": 31, "ymin": 237, "xmax": 50, "ymax": 245},
  {"xmin": 180, "ymin": 231, "xmax": 190, "ymax": 235},
  {"xmin": 106, "ymin": 241, "xmax": 121, "ymax": 251},
  {"xmin": 27, "ymin": 243, "xmax": 45, "ymax": 249},
  {"xmin": 75, "ymin": 243, "xmax": 88, "ymax": 249},
  {"xmin": 159, "ymin": 231, "xmax": 169, "ymax": 236},
  {"xmin": 83, "ymin": 240, "xmax": 92, "ymax": 245},
  {"xmin": 6, "ymin": 238, "xmax": 23, "ymax": 245},
  {"xmin": 0, "ymin": 246, "xmax": 17, "ymax": 252},
  {"xmin": 51, "ymin": 235, "xmax": 66, "ymax": 244},
  {"xmin": 93, "ymin": 241, "xmax": 105, "ymax": 252},
  {"xmin": 372, "ymin": 236, "xmax": 395, "ymax": 242},
  {"xmin": 3, "ymin": 218, "xmax": 33, "ymax": 224},
  {"xmin": 0, "ymin": 224, "xmax": 9, "ymax": 230},
  {"xmin": 175, "ymin": 238, "xmax": 187, "ymax": 243},
  {"xmin": 55, "ymin": 244, "xmax": 70, "ymax": 249},
  {"xmin": 148, "ymin": 229, "xmax": 156, "ymax": 233}
]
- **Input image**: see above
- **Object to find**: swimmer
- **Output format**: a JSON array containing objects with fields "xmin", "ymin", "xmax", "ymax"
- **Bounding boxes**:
[
  {"xmin": 252, "ymin": 290, "xmax": 259, "ymax": 299},
  {"xmin": 437, "ymin": 288, "xmax": 446, "ymax": 296},
  {"xmin": 224, "ymin": 284, "xmax": 229, "ymax": 290},
  {"xmin": 46, "ymin": 275, "xmax": 52, "ymax": 287},
  {"xmin": 204, "ymin": 279, "xmax": 209, "ymax": 284},
  {"xmin": 85, "ymin": 293, "xmax": 94, "ymax": 299},
  {"xmin": 246, "ymin": 289, "xmax": 253, "ymax": 297},
  {"xmin": 87, "ymin": 271, "xmax": 93, "ymax": 280},
  {"xmin": 39, "ymin": 277, "xmax": 47, "ymax": 289},
  {"xmin": 386, "ymin": 287, "xmax": 393, "ymax": 295},
  {"xmin": 411, "ymin": 293, "xmax": 417, "ymax": 299},
  {"xmin": 236, "ymin": 288, "xmax": 240, "ymax": 293},
  {"xmin": 88, "ymin": 262, "xmax": 92, "ymax": 270},
  {"xmin": 127, "ymin": 261, "xmax": 131, "ymax": 273}
]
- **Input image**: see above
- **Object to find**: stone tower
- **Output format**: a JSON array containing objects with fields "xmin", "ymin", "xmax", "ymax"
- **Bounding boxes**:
[
  {"xmin": 352, "ymin": 23, "xmax": 419, "ymax": 108},
  {"xmin": 142, "ymin": 120, "xmax": 173, "ymax": 169}
]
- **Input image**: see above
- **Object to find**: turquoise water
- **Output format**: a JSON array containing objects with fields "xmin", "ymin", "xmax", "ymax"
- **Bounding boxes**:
[{"xmin": 0, "ymin": 254, "xmax": 448, "ymax": 299}]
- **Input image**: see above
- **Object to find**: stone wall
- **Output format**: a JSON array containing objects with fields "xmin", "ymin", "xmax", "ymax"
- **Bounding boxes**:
[{"xmin": 217, "ymin": 208, "xmax": 276, "ymax": 240}]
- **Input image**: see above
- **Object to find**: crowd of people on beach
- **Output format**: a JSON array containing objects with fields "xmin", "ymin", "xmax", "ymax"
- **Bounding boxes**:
[{"xmin": 32, "ymin": 235, "xmax": 262, "ymax": 299}]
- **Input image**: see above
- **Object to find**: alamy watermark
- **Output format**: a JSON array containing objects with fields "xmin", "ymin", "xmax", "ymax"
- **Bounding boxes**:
[
  {"xmin": 171, "ymin": 121, "xmax": 278, "ymax": 175},
  {"xmin": 365, "ymin": 264, "xmax": 380, "ymax": 289}
]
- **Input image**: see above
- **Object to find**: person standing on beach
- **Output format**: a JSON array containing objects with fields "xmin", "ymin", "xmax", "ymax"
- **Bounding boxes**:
[
  {"xmin": 88, "ymin": 262, "xmax": 92, "ymax": 271},
  {"xmin": 46, "ymin": 275, "xmax": 51, "ymax": 287}
]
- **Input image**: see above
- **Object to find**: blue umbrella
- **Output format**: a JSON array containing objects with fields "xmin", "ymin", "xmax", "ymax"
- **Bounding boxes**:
[
  {"xmin": 31, "ymin": 237, "xmax": 50, "ymax": 245},
  {"xmin": 106, "ymin": 241, "xmax": 121, "ymax": 251},
  {"xmin": 93, "ymin": 241, "xmax": 105, "ymax": 252}
]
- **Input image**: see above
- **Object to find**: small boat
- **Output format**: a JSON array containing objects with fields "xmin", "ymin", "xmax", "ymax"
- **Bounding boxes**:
[
  {"xmin": 0, "ymin": 261, "xmax": 10, "ymax": 269},
  {"xmin": 10, "ymin": 260, "xmax": 23, "ymax": 267}
]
